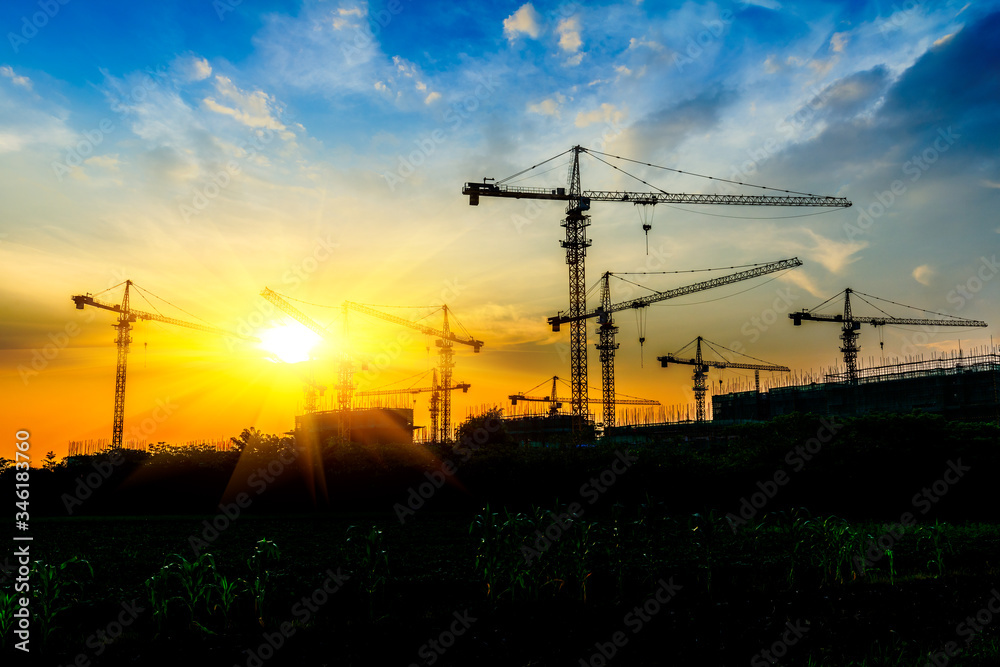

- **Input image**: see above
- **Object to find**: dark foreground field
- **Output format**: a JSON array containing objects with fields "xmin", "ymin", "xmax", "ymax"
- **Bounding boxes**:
[
  {"xmin": 8, "ymin": 511, "xmax": 1000, "ymax": 667},
  {"xmin": 4, "ymin": 413, "xmax": 1000, "ymax": 666}
]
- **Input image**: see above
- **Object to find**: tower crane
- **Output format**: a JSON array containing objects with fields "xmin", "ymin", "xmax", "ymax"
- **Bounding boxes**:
[
  {"xmin": 509, "ymin": 375, "xmax": 659, "ymax": 418},
  {"xmin": 299, "ymin": 375, "xmax": 327, "ymax": 414},
  {"xmin": 657, "ymin": 336, "xmax": 790, "ymax": 422},
  {"xmin": 790, "ymin": 288, "xmax": 988, "ymax": 383},
  {"xmin": 354, "ymin": 372, "xmax": 471, "ymax": 442},
  {"xmin": 463, "ymin": 145, "xmax": 851, "ymax": 428},
  {"xmin": 260, "ymin": 288, "xmax": 357, "ymax": 415},
  {"xmin": 559, "ymin": 257, "xmax": 803, "ymax": 428},
  {"xmin": 72, "ymin": 280, "xmax": 259, "ymax": 450},
  {"xmin": 343, "ymin": 302, "xmax": 483, "ymax": 443}
]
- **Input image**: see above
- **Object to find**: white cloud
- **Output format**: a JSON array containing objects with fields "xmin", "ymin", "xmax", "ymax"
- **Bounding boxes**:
[
  {"xmin": 557, "ymin": 17, "xmax": 582, "ymax": 53},
  {"xmin": 0, "ymin": 66, "xmax": 31, "ymax": 90},
  {"xmin": 574, "ymin": 103, "xmax": 625, "ymax": 128},
  {"xmin": 615, "ymin": 65, "xmax": 632, "ymax": 77},
  {"xmin": 830, "ymin": 32, "xmax": 848, "ymax": 53},
  {"xmin": 564, "ymin": 53, "xmax": 584, "ymax": 67},
  {"xmin": 503, "ymin": 4, "xmax": 541, "ymax": 41},
  {"xmin": 912, "ymin": 264, "xmax": 934, "ymax": 286},
  {"xmin": 528, "ymin": 94, "xmax": 565, "ymax": 117},
  {"xmin": 424, "ymin": 91, "xmax": 441, "ymax": 105}
]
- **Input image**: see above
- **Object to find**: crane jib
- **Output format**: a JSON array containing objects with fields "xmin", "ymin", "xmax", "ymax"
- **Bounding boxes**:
[
  {"xmin": 463, "ymin": 183, "xmax": 852, "ymax": 207},
  {"xmin": 548, "ymin": 257, "xmax": 803, "ymax": 330}
]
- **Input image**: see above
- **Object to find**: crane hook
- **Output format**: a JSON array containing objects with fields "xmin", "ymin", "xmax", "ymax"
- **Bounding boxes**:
[{"xmin": 637, "ymin": 202, "xmax": 655, "ymax": 255}]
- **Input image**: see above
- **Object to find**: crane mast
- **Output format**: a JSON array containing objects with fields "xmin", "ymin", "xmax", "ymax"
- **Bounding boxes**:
[
  {"xmin": 464, "ymin": 145, "xmax": 850, "ymax": 432},
  {"xmin": 790, "ymin": 288, "xmax": 988, "ymax": 383},
  {"xmin": 563, "ymin": 147, "xmax": 591, "ymax": 430},
  {"xmin": 111, "ymin": 283, "xmax": 132, "ymax": 451},
  {"xmin": 439, "ymin": 306, "xmax": 455, "ymax": 444},
  {"xmin": 429, "ymin": 368, "xmax": 440, "ymax": 443},
  {"xmin": 73, "ymin": 280, "xmax": 258, "ymax": 450},
  {"xmin": 595, "ymin": 272, "xmax": 618, "ymax": 428},
  {"xmin": 657, "ymin": 337, "xmax": 790, "ymax": 422}
]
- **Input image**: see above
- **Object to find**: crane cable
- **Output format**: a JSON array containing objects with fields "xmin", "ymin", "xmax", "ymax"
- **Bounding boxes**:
[
  {"xmin": 495, "ymin": 147, "xmax": 575, "ymax": 186},
  {"xmin": 90, "ymin": 280, "xmax": 128, "ymax": 298},
  {"xmin": 518, "ymin": 376, "xmax": 559, "ymax": 396},
  {"xmin": 506, "ymin": 159, "xmax": 572, "ymax": 185},
  {"xmin": 583, "ymin": 151, "xmax": 844, "ymax": 220},
  {"xmin": 584, "ymin": 147, "xmax": 834, "ymax": 198},
  {"xmin": 608, "ymin": 270, "xmax": 792, "ymax": 307},
  {"xmin": 365, "ymin": 368, "xmax": 433, "ymax": 392},
  {"xmin": 851, "ymin": 289, "xmax": 975, "ymax": 321},
  {"xmin": 803, "ymin": 289, "xmax": 849, "ymax": 315},
  {"xmin": 608, "ymin": 260, "xmax": 790, "ymax": 296},
  {"xmin": 131, "ymin": 282, "xmax": 216, "ymax": 327}
]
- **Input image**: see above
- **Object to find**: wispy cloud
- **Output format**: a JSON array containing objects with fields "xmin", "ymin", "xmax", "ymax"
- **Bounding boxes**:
[{"xmin": 0, "ymin": 65, "xmax": 31, "ymax": 90}]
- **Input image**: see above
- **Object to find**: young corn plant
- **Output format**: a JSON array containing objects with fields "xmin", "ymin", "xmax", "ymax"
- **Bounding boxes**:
[
  {"xmin": 247, "ymin": 539, "xmax": 281, "ymax": 628},
  {"xmin": 212, "ymin": 575, "xmax": 245, "ymax": 630},
  {"xmin": 146, "ymin": 552, "xmax": 220, "ymax": 635},
  {"xmin": 608, "ymin": 503, "xmax": 628, "ymax": 598},
  {"xmin": 919, "ymin": 521, "xmax": 952, "ymax": 578},
  {"xmin": 145, "ymin": 569, "xmax": 172, "ymax": 636},
  {"xmin": 804, "ymin": 515, "xmax": 860, "ymax": 586},
  {"xmin": 0, "ymin": 588, "xmax": 16, "ymax": 648},
  {"xmin": 345, "ymin": 526, "xmax": 389, "ymax": 620},
  {"xmin": 687, "ymin": 512, "xmax": 726, "ymax": 592},
  {"xmin": 560, "ymin": 519, "xmax": 596, "ymax": 602},
  {"xmin": 32, "ymin": 556, "xmax": 93, "ymax": 649}
]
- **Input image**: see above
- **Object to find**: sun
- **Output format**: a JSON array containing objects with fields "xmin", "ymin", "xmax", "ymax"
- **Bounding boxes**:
[{"xmin": 258, "ymin": 325, "xmax": 323, "ymax": 364}]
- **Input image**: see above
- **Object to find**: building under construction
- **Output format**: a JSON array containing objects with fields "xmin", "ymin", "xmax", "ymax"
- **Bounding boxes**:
[
  {"xmin": 713, "ymin": 350, "xmax": 1000, "ymax": 423},
  {"xmin": 295, "ymin": 407, "xmax": 415, "ymax": 447}
]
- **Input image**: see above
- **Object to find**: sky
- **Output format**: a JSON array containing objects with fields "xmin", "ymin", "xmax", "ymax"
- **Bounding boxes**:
[{"xmin": 2, "ymin": 0, "xmax": 999, "ymax": 458}]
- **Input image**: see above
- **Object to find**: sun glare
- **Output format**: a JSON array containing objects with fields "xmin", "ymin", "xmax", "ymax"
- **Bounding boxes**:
[{"xmin": 258, "ymin": 325, "xmax": 323, "ymax": 364}]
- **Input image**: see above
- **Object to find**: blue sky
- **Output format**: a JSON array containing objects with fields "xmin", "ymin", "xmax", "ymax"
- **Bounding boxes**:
[{"xmin": 2, "ymin": 0, "xmax": 999, "ymax": 448}]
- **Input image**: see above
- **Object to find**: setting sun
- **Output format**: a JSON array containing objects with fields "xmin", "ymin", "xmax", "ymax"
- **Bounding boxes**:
[{"xmin": 258, "ymin": 325, "xmax": 323, "ymax": 364}]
